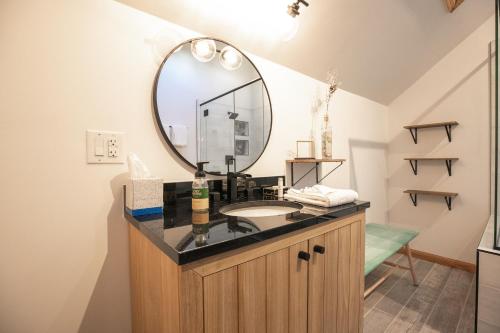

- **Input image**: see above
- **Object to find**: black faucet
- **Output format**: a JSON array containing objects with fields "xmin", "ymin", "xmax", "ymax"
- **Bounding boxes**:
[{"xmin": 227, "ymin": 172, "xmax": 252, "ymax": 202}]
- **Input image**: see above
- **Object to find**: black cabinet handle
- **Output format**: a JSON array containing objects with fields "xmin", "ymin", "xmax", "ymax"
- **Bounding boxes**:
[
  {"xmin": 313, "ymin": 245, "xmax": 325, "ymax": 254},
  {"xmin": 298, "ymin": 251, "xmax": 311, "ymax": 261}
]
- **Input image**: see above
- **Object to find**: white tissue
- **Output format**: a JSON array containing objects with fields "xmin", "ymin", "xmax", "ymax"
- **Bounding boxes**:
[
  {"xmin": 126, "ymin": 153, "xmax": 163, "ymax": 213},
  {"xmin": 127, "ymin": 153, "xmax": 152, "ymax": 179}
]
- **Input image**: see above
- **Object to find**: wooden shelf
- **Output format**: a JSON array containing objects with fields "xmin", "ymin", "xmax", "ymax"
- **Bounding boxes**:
[
  {"xmin": 403, "ymin": 189, "xmax": 458, "ymax": 210},
  {"xmin": 403, "ymin": 157, "xmax": 459, "ymax": 176},
  {"xmin": 403, "ymin": 121, "xmax": 458, "ymax": 144},
  {"xmin": 286, "ymin": 159, "xmax": 346, "ymax": 186},
  {"xmin": 403, "ymin": 157, "xmax": 458, "ymax": 161},
  {"xmin": 404, "ymin": 189, "xmax": 458, "ymax": 197},
  {"xmin": 403, "ymin": 121, "xmax": 459, "ymax": 130},
  {"xmin": 286, "ymin": 158, "xmax": 346, "ymax": 163}
]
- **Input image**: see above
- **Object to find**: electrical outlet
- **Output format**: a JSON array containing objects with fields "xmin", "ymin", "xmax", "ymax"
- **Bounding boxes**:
[
  {"xmin": 108, "ymin": 138, "xmax": 119, "ymax": 157},
  {"xmin": 86, "ymin": 130, "xmax": 125, "ymax": 164}
]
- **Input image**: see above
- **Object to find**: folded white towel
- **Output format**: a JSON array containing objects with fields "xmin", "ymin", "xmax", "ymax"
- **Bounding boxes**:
[
  {"xmin": 283, "ymin": 193, "xmax": 332, "ymax": 207},
  {"xmin": 285, "ymin": 185, "xmax": 358, "ymax": 207}
]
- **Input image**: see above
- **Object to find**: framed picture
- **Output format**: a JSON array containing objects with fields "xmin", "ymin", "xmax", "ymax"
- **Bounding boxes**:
[
  {"xmin": 235, "ymin": 140, "xmax": 249, "ymax": 156},
  {"xmin": 235, "ymin": 120, "xmax": 249, "ymax": 136},
  {"xmin": 296, "ymin": 140, "xmax": 314, "ymax": 159}
]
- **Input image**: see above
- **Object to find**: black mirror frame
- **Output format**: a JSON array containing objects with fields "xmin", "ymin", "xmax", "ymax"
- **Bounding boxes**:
[{"xmin": 152, "ymin": 37, "xmax": 273, "ymax": 176}]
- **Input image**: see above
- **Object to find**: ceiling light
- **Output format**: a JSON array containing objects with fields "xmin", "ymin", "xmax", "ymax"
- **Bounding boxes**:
[
  {"xmin": 191, "ymin": 39, "xmax": 217, "ymax": 62},
  {"xmin": 219, "ymin": 46, "xmax": 243, "ymax": 71},
  {"xmin": 281, "ymin": 0, "xmax": 309, "ymax": 41},
  {"xmin": 287, "ymin": 0, "xmax": 309, "ymax": 18}
]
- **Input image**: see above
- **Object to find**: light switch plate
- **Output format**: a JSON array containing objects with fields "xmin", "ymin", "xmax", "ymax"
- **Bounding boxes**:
[{"xmin": 86, "ymin": 130, "xmax": 125, "ymax": 164}]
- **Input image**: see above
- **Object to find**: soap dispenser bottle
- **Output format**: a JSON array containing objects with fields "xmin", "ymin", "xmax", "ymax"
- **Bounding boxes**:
[{"xmin": 192, "ymin": 162, "xmax": 209, "ymax": 213}]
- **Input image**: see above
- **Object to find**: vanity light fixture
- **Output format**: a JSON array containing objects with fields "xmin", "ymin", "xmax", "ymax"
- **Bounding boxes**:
[
  {"xmin": 219, "ymin": 46, "xmax": 243, "ymax": 71},
  {"xmin": 287, "ymin": 0, "xmax": 309, "ymax": 18},
  {"xmin": 282, "ymin": 0, "xmax": 309, "ymax": 41},
  {"xmin": 190, "ymin": 39, "xmax": 217, "ymax": 62}
]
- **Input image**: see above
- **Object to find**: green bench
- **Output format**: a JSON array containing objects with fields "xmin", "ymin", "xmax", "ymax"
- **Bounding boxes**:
[{"xmin": 364, "ymin": 223, "xmax": 419, "ymax": 298}]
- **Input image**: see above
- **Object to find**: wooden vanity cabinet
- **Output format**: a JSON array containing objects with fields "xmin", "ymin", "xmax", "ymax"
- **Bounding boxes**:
[{"xmin": 129, "ymin": 212, "xmax": 365, "ymax": 333}]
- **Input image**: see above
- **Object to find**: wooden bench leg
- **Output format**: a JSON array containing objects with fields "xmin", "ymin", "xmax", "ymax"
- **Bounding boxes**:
[
  {"xmin": 364, "ymin": 266, "xmax": 397, "ymax": 299},
  {"xmin": 405, "ymin": 244, "xmax": 418, "ymax": 286}
]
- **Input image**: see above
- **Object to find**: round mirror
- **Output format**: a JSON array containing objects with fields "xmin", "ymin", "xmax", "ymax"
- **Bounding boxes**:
[{"xmin": 153, "ymin": 37, "xmax": 273, "ymax": 175}]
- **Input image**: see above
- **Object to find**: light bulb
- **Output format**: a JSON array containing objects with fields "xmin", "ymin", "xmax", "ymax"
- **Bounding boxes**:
[
  {"xmin": 278, "ymin": 14, "xmax": 299, "ymax": 41},
  {"xmin": 219, "ymin": 46, "xmax": 243, "ymax": 71},
  {"xmin": 191, "ymin": 39, "xmax": 216, "ymax": 62}
]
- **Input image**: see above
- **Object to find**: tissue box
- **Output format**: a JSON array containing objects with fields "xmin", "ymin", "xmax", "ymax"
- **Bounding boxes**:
[{"xmin": 126, "ymin": 178, "xmax": 163, "ymax": 216}]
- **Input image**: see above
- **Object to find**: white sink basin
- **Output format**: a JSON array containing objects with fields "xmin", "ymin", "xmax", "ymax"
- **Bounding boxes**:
[{"xmin": 219, "ymin": 201, "xmax": 303, "ymax": 218}]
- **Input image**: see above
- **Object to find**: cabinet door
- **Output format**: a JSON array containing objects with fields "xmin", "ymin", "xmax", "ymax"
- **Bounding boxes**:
[
  {"xmin": 324, "ymin": 228, "xmax": 340, "ymax": 333},
  {"xmin": 332, "ymin": 221, "xmax": 364, "ymax": 333},
  {"xmin": 238, "ymin": 256, "xmax": 267, "ymax": 333},
  {"xmin": 266, "ymin": 248, "xmax": 290, "ymax": 333},
  {"xmin": 348, "ymin": 221, "xmax": 363, "ymax": 333},
  {"xmin": 308, "ymin": 235, "xmax": 325, "ymax": 333},
  {"xmin": 289, "ymin": 241, "xmax": 309, "ymax": 333},
  {"xmin": 203, "ymin": 267, "xmax": 238, "ymax": 333},
  {"xmin": 337, "ymin": 224, "xmax": 351, "ymax": 332}
]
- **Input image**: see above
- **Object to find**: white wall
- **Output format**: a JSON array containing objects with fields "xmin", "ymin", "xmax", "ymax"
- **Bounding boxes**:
[
  {"xmin": 0, "ymin": 1, "xmax": 387, "ymax": 332},
  {"xmin": 387, "ymin": 16, "xmax": 494, "ymax": 264}
]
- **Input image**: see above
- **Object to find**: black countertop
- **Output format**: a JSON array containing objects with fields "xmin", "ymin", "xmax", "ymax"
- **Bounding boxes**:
[{"xmin": 125, "ymin": 196, "xmax": 370, "ymax": 265}]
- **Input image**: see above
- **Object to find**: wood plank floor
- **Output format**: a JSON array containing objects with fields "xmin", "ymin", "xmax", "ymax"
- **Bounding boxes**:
[{"xmin": 364, "ymin": 255, "xmax": 476, "ymax": 333}]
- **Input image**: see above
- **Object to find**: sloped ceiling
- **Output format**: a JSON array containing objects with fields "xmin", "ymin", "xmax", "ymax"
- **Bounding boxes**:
[{"xmin": 116, "ymin": 0, "xmax": 494, "ymax": 105}]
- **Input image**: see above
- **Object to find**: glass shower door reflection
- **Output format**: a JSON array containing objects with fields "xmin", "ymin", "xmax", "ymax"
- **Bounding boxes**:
[
  {"xmin": 198, "ymin": 94, "xmax": 234, "ymax": 173},
  {"xmin": 197, "ymin": 79, "xmax": 270, "ymax": 174},
  {"xmin": 233, "ymin": 80, "xmax": 270, "ymax": 171}
]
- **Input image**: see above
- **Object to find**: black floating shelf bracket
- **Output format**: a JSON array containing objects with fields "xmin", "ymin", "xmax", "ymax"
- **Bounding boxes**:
[
  {"xmin": 409, "ymin": 128, "xmax": 418, "ymax": 144},
  {"xmin": 407, "ymin": 158, "xmax": 455, "ymax": 176},
  {"xmin": 445, "ymin": 124, "xmax": 452, "ymax": 142},
  {"xmin": 444, "ymin": 196, "xmax": 453, "ymax": 210},
  {"xmin": 290, "ymin": 163, "xmax": 317, "ymax": 187},
  {"xmin": 290, "ymin": 161, "xmax": 344, "ymax": 187},
  {"xmin": 406, "ymin": 122, "xmax": 457, "ymax": 144},
  {"xmin": 445, "ymin": 159, "xmax": 453, "ymax": 176},
  {"xmin": 318, "ymin": 161, "xmax": 344, "ymax": 183},
  {"xmin": 407, "ymin": 192, "xmax": 455, "ymax": 210},
  {"xmin": 409, "ymin": 193, "xmax": 418, "ymax": 206},
  {"xmin": 409, "ymin": 160, "xmax": 418, "ymax": 175}
]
